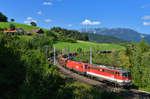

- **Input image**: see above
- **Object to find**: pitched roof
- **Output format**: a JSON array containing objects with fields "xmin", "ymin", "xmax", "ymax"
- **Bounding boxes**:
[
  {"xmin": 24, "ymin": 29, "xmax": 43, "ymax": 34},
  {"xmin": 3, "ymin": 30, "xmax": 17, "ymax": 33}
]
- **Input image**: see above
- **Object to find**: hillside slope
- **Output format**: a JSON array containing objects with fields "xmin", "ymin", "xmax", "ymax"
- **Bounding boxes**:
[{"xmin": 0, "ymin": 22, "xmax": 46, "ymax": 30}]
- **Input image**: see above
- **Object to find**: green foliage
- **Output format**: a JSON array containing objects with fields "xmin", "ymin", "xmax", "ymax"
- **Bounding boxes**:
[
  {"xmin": 88, "ymin": 33, "xmax": 128, "ymax": 43},
  {"xmin": 0, "ymin": 33, "xmax": 123, "ymax": 99},
  {"xmin": 0, "ymin": 27, "xmax": 3, "ymax": 32},
  {"xmin": 63, "ymin": 38, "xmax": 77, "ymax": 43},
  {"xmin": 0, "ymin": 34, "xmax": 25, "ymax": 98},
  {"xmin": 0, "ymin": 12, "xmax": 8, "ymax": 22},
  {"xmin": 125, "ymin": 40, "xmax": 150, "ymax": 91},
  {"xmin": 10, "ymin": 18, "xmax": 15, "ymax": 22},
  {"xmin": 77, "ymin": 47, "xmax": 82, "ymax": 53},
  {"xmin": 58, "ymin": 82, "xmax": 123, "ymax": 99},
  {"xmin": 20, "ymin": 51, "xmax": 66, "ymax": 99},
  {"xmin": 30, "ymin": 22, "xmax": 37, "ymax": 27},
  {"xmin": 45, "ymin": 30, "xmax": 58, "ymax": 42},
  {"xmin": 51, "ymin": 27, "xmax": 89, "ymax": 42}
]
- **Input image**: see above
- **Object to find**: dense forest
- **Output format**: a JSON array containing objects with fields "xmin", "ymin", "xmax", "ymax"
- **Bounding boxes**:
[
  {"xmin": 50, "ymin": 27, "xmax": 89, "ymax": 42},
  {"xmin": 0, "ymin": 29, "xmax": 122, "ymax": 98}
]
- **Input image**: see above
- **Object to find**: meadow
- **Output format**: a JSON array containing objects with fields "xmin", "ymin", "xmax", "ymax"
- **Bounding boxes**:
[
  {"xmin": 54, "ymin": 40, "xmax": 126, "ymax": 52},
  {"xmin": 0, "ymin": 22, "xmax": 47, "ymax": 31}
]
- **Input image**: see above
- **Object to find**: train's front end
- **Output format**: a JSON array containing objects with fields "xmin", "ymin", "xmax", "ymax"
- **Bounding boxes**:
[{"xmin": 120, "ymin": 71, "xmax": 133, "ymax": 87}]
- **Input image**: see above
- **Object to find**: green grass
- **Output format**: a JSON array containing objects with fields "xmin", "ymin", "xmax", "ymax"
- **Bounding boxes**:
[
  {"xmin": 18, "ymin": 35, "xmax": 35, "ymax": 40},
  {"xmin": 63, "ymin": 81, "xmax": 123, "ymax": 99},
  {"xmin": 54, "ymin": 40, "xmax": 126, "ymax": 52},
  {"xmin": 0, "ymin": 22, "xmax": 47, "ymax": 31}
]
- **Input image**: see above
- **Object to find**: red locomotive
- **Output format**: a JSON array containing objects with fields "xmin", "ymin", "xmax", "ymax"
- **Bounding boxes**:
[{"xmin": 58, "ymin": 54, "xmax": 132, "ymax": 87}]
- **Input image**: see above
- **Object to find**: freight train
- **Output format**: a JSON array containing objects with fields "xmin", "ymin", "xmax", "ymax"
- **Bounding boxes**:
[{"xmin": 58, "ymin": 54, "xmax": 132, "ymax": 87}]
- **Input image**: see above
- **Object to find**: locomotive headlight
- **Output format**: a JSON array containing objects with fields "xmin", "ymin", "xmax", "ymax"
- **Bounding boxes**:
[{"xmin": 125, "ymin": 80, "xmax": 131, "ymax": 83}]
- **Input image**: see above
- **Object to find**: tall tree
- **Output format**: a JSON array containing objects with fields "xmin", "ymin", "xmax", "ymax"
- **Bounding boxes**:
[
  {"xmin": 10, "ymin": 19, "xmax": 15, "ymax": 22},
  {"xmin": 0, "ymin": 12, "xmax": 8, "ymax": 22},
  {"xmin": 30, "ymin": 22, "xmax": 37, "ymax": 27}
]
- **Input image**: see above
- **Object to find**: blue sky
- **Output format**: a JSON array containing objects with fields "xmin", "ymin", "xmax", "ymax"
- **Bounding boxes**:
[{"xmin": 1, "ymin": 0, "xmax": 150, "ymax": 34}]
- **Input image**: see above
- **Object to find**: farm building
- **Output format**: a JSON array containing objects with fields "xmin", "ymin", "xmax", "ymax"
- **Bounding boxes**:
[
  {"xmin": 3, "ymin": 30, "xmax": 17, "ymax": 35},
  {"xmin": 3, "ymin": 28, "xmax": 44, "ymax": 35},
  {"xmin": 24, "ymin": 29, "xmax": 44, "ymax": 35}
]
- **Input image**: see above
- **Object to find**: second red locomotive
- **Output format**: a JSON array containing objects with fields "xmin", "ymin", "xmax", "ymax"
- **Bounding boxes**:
[{"xmin": 58, "ymin": 54, "xmax": 132, "ymax": 87}]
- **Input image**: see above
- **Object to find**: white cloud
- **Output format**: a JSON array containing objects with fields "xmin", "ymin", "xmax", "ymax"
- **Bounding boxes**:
[
  {"xmin": 92, "ymin": 21, "xmax": 101, "ymax": 25},
  {"xmin": 24, "ymin": 20, "xmax": 30, "ymax": 25},
  {"xmin": 27, "ymin": 17, "xmax": 33, "ymax": 20},
  {"xmin": 68, "ymin": 24, "xmax": 72, "ymax": 27},
  {"xmin": 141, "ymin": 35, "xmax": 145, "ymax": 38},
  {"xmin": 24, "ymin": 17, "xmax": 37, "ymax": 25},
  {"xmin": 44, "ymin": 19, "xmax": 52, "ymax": 23},
  {"xmin": 32, "ymin": 20, "xmax": 37, "ymax": 23},
  {"xmin": 81, "ymin": 19, "xmax": 101, "ymax": 25},
  {"xmin": 142, "ymin": 16, "xmax": 150, "ymax": 20},
  {"xmin": 43, "ymin": 2, "xmax": 53, "ymax": 6},
  {"xmin": 143, "ymin": 22, "xmax": 150, "ymax": 26},
  {"xmin": 37, "ymin": 11, "xmax": 43, "ymax": 15},
  {"xmin": 81, "ymin": 19, "xmax": 91, "ymax": 25}
]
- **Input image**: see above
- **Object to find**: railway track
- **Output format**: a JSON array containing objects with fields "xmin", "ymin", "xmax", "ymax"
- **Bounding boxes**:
[{"xmin": 56, "ymin": 61, "xmax": 150, "ymax": 99}]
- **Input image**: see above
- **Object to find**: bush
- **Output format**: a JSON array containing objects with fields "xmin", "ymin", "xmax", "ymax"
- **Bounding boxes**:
[
  {"xmin": 64, "ymin": 38, "xmax": 77, "ymax": 43},
  {"xmin": 10, "ymin": 24, "xmax": 16, "ymax": 30}
]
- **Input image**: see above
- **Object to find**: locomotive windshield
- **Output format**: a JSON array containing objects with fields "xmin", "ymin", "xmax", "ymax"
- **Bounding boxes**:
[{"xmin": 122, "ymin": 72, "xmax": 131, "ymax": 77}]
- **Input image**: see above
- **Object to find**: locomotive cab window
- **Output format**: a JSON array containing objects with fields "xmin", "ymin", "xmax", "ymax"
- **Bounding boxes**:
[
  {"xmin": 122, "ymin": 72, "xmax": 127, "ymax": 77},
  {"xmin": 115, "ymin": 72, "xmax": 120, "ymax": 76},
  {"xmin": 115, "ymin": 72, "xmax": 117, "ymax": 75},
  {"xmin": 84, "ymin": 65, "xmax": 88, "ymax": 69},
  {"xmin": 122, "ymin": 72, "xmax": 131, "ymax": 77}
]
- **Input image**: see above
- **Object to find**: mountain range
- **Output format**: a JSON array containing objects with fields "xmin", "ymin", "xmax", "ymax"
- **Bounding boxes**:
[{"xmin": 80, "ymin": 28, "xmax": 150, "ymax": 43}]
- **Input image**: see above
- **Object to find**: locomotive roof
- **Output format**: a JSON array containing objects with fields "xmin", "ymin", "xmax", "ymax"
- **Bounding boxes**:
[
  {"xmin": 91, "ymin": 64, "xmax": 129, "ymax": 73},
  {"xmin": 69, "ymin": 59, "xmax": 129, "ymax": 73}
]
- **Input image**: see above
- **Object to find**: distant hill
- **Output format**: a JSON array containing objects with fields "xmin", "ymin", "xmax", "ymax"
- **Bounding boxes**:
[
  {"xmin": 0, "ymin": 22, "xmax": 46, "ymax": 31},
  {"xmin": 88, "ymin": 33, "xmax": 128, "ymax": 43},
  {"xmin": 80, "ymin": 28, "xmax": 150, "ymax": 43}
]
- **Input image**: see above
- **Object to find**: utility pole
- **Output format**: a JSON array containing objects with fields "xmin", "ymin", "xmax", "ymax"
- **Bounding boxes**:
[
  {"xmin": 54, "ymin": 46, "xmax": 56, "ymax": 65},
  {"xmin": 45, "ymin": 46, "xmax": 48, "ymax": 62},
  {"xmin": 68, "ymin": 46, "xmax": 70, "ymax": 59},
  {"xmin": 65, "ymin": 47, "xmax": 66, "ymax": 55},
  {"xmin": 90, "ymin": 47, "xmax": 92, "ymax": 64},
  {"xmin": 86, "ymin": 24, "xmax": 88, "ymax": 33}
]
